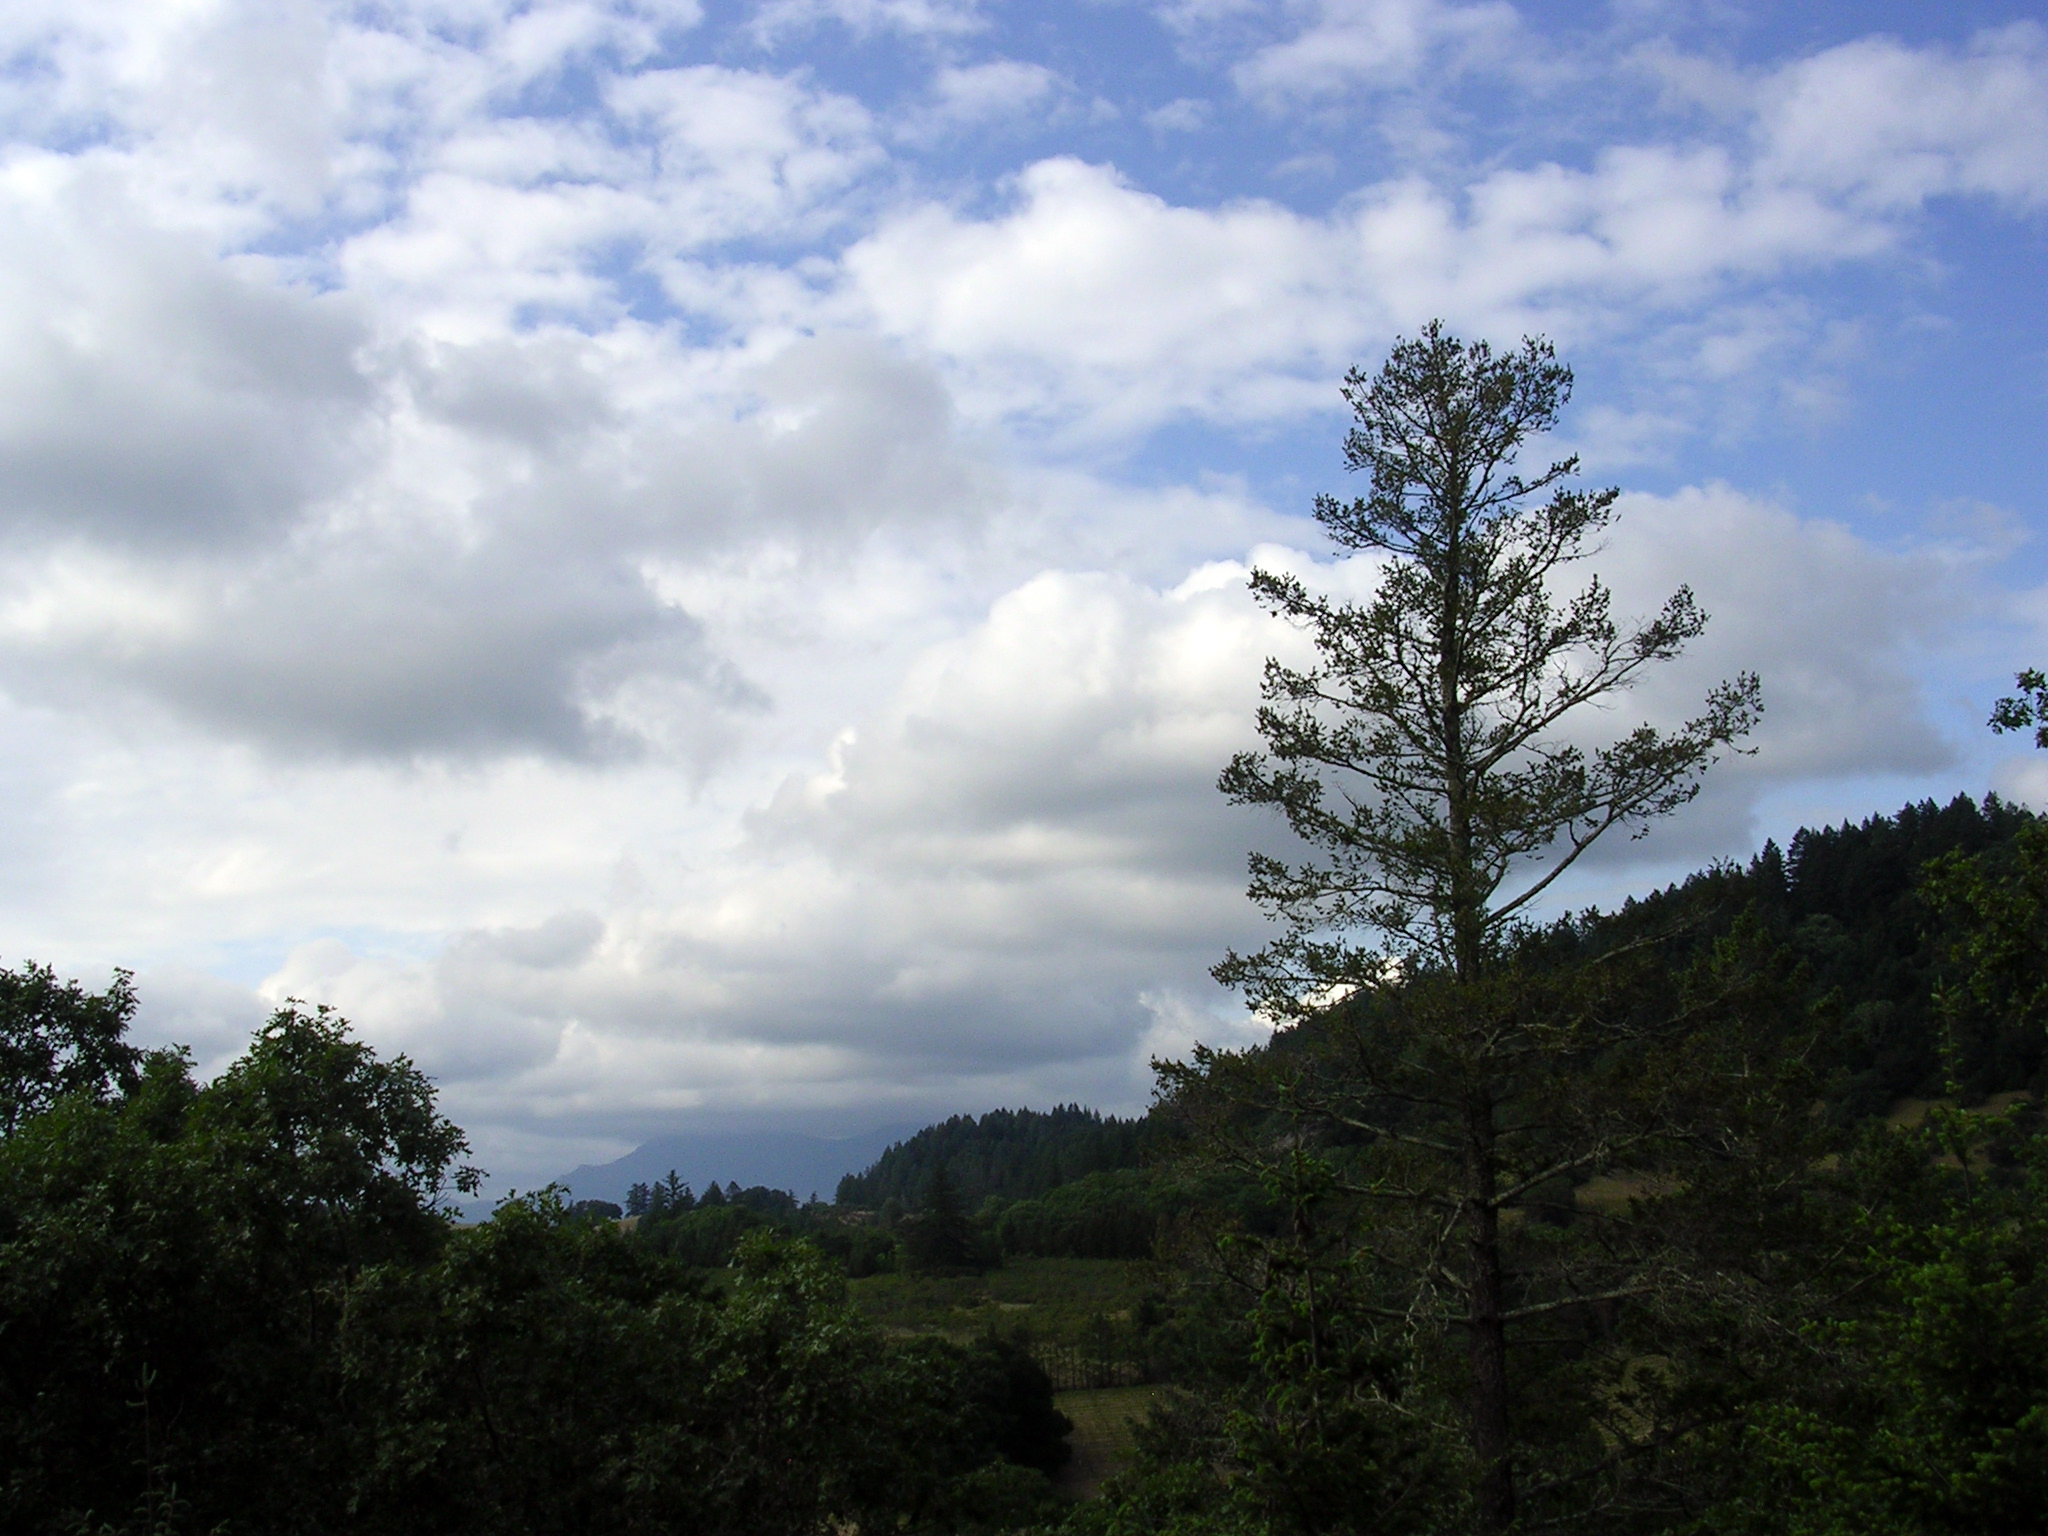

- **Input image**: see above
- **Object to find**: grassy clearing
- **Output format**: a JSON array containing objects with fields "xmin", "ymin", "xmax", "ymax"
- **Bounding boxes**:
[
  {"xmin": 1055, "ymin": 1386, "xmax": 1163, "ymax": 1498},
  {"xmin": 848, "ymin": 1257, "xmax": 1153, "ymax": 1348},
  {"xmin": 1887, "ymin": 1090, "xmax": 2034, "ymax": 1129},
  {"xmin": 1574, "ymin": 1174, "xmax": 1676, "ymax": 1212}
]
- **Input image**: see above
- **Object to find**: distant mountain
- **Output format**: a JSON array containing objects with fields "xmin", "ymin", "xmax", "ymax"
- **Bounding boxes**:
[{"xmin": 558, "ymin": 1124, "xmax": 915, "ymax": 1206}]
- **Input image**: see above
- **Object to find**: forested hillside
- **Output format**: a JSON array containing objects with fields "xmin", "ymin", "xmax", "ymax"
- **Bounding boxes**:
[
  {"xmin": 836, "ymin": 1106, "xmax": 1152, "ymax": 1209},
  {"xmin": 1549, "ymin": 792, "xmax": 2045, "ymax": 1115},
  {"xmin": 823, "ymin": 794, "xmax": 2042, "ymax": 1229}
]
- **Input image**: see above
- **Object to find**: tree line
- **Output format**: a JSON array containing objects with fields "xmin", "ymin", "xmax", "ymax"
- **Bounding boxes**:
[{"xmin": 0, "ymin": 981, "xmax": 1075, "ymax": 1534}]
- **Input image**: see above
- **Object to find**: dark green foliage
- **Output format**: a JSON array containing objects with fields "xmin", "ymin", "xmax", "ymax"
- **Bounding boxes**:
[
  {"xmin": 1777, "ymin": 796, "xmax": 2031, "ymax": 1107},
  {"xmin": 1560, "ymin": 793, "xmax": 2038, "ymax": 1113},
  {"xmin": 845, "ymin": 1256, "xmax": 1160, "ymax": 1373},
  {"xmin": 837, "ymin": 1104, "xmax": 1150, "ymax": 1209},
  {"xmin": 637, "ymin": 1197, "xmax": 764, "ymax": 1267},
  {"xmin": 629, "ymin": 1181, "xmax": 870, "ymax": 1272},
  {"xmin": 838, "ymin": 1220, "xmax": 900, "ymax": 1276},
  {"xmin": 0, "ymin": 961, "xmax": 141, "ymax": 1134},
  {"xmin": 345, "ymin": 1217, "xmax": 924, "ymax": 1536},
  {"xmin": 1698, "ymin": 1108, "xmax": 2048, "ymax": 1535},
  {"xmin": 1922, "ymin": 816, "xmax": 2048, "ymax": 1097},
  {"xmin": 1104, "ymin": 785, "xmax": 2048, "ymax": 1536},
  {"xmin": 1070, "ymin": 1375, "xmax": 1457, "ymax": 1536},
  {"xmin": 966, "ymin": 1332, "xmax": 1075, "ymax": 1475},
  {"xmin": 0, "ymin": 1003, "xmax": 477, "ymax": 1533},
  {"xmin": 1989, "ymin": 666, "xmax": 2048, "ymax": 750},
  {"xmin": 0, "ymin": 983, "xmax": 1075, "ymax": 1536},
  {"xmin": 903, "ymin": 1160, "xmax": 989, "ymax": 1273},
  {"xmin": 885, "ymin": 1331, "xmax": 1073, "ymax": 1487},
  {"xmin": 343, "ymin": 1208, "xmax": 1081, "ymax": 1536},
  {"xmin": 996, "ymin": 1167, "xmax": 1178, "ymax": 1260}
]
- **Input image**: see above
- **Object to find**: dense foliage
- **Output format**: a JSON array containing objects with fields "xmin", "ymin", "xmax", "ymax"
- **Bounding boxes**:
[
  {"xmin": 0, "ymin": 985, "xmax": 1072, "ymax": 1536},
  {"xmin": 1072, "ymin": 790, "xmax": 2048, "ymax": 1536},
  {"xmin": 994, "ymin": 1168, "xmax": 1178, "ymax": 1261},
  {"xmin": 837, "ymin": 1105, "xmax": 1151, "ymax": 1210},
  {"xmin": 1584, "ymin": 792, "xmax": 2042, "ymax": 1117}
]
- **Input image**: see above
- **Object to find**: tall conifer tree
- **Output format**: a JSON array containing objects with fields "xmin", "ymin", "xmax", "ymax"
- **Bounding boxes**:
[{"xmin": 1183, "ymin": 324, "xmax": 1764, "ymax": 1532}]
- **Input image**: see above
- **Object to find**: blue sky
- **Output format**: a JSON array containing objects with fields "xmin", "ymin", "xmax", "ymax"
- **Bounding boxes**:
[{"xmin": 0, "ymin": 0, "xmax": 2041, "ymax": 1188}]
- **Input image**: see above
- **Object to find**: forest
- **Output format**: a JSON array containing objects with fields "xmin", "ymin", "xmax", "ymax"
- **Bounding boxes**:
[{"xmin": 5, "ymin": 329, "xmax": 2048, "ymax": 1534}]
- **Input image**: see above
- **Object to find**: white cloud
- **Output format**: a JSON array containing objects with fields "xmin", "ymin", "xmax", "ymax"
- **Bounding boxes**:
[
  {"xmin": 1560, "ymin": 484, "xmax": 1965, "ymax": 870},
  {"xmin": 840, "ymin": 22, "xmax": 2048, "ymax": 440},
  {"xmin": 844, "ymin": 158, "xmax": 1356, "ymax": 433},
  {"xmin": 841, "ymin": 146, "xmax": 1873, "ymax": 436},
  {"xmin": 1229, "ymin": 0, "xmax": 1522, "ymax": 104},
  {"xmin": 204, "ymin": 564, "xmax": 1287, "ymax": 1157},
  {"xmin": 1621, "ymin": 487, "xmax": 1958, "ymax": 774},
  {"xmin": 926, "ymin": 60, "xmax": 1061, "ymax": 125},
  {"xmin": 0, "ymin": 157, "xmax": 371, "ymax": 548},
  {"xmin": 0, "ymin": 295, "xmax": 991, "ymax": 758},
  {"xmin": 748, "ymin": 0, "xmax": 985, "ymax": 45},
  {"xmin": 1756, "ymin": 25, "xmax": 2048, "ymax": 212},
  {"xmin": 338, "ymin": 64, "xmax": 881, "ymax": 337},
  {"xmin": 1144, "ymin": 97, "xmax": 1209, "ymax": 133}
]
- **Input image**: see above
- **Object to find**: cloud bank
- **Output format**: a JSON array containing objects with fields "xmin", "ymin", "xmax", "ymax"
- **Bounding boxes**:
[{"xmin": 0, "ymin": 2, "xmax": 2035, "ymax": 1186}]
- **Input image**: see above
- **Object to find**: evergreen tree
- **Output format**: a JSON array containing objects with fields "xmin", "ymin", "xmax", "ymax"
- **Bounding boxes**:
[
  {"xmin": 904, "ymin": 1161, "xmax": 982, "ymax": 1274},
  {"xmin": 1179, "ymin": 324, "xmax": 1766, "ymax": 1532}
]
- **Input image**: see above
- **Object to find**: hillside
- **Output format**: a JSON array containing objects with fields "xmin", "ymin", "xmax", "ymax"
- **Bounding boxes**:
[
  {"xmin": 1565, "ymin": 792, "xmax": 2043, "ymax": 1115},
  {"xmin": 835, "ymin": 1104, "xmax": 1154, "ymax": 1210}
]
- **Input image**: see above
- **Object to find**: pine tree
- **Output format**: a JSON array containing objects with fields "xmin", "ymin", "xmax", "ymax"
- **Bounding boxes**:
[
  {"xmin": 904, "ymin": 1161, "xmax": 982, "ymax": 1274},
  {"xmin": 1181, "ymin": 324, "xmax": 1765, "ymax": 1532}
]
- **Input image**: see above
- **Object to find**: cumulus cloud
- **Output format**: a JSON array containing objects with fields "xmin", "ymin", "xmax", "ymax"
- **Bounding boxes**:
[
  {"xmin": 1229, "ymin": 0, "xmax": 1523, "ymax": 104},
  {"xmin": 226, "ymin": 496, "xmax": 1972, "ymax": 1175},
  {"xmin": 0, "ymin": 163, "xmax": 371, "ymax": 549},
  {"xmin": 0, "ymin": 327, "xmax": 987, "ymax": 760},
  {"xmin": 235, "ymin": 564, "xmax": 1286, "ymax": 1149},
  {"xmin": 0, "ymin": 3, "xmax": 2035, "ymax": 1190},
  {"xmin": 1567, "ymin": 485, "xmax": 1964, "ymax": 866},
  {"xmin": 1754, "ymin": 25, "xmax": 2048, "ymax": 212},
  {"xmin": 920, "ymin": 60, "xmax": 1062, "ymax": 129},
  {"xmin": 748, "ymin": 0, "xmax": 985, "ymax": 46},
  {"xmin": 842, "ymin": 24, "xmax": 2048, "ymax": 438},
  {"xmin": 130, "ymin": 965, "xmax": 272, "ymax": 1079}
]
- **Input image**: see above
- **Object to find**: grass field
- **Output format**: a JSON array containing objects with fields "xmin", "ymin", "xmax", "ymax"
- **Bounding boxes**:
[
  {"xmin": 1054, "ymin": 1387, "xmax": 1163, "ymax": 1497},
  {"xmin": 847, "ymin": 1256, "xmax": 1153, "ymax": 1348}
]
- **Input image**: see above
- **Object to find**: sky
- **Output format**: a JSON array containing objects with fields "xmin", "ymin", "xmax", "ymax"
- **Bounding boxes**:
[{"xmin": 0, "ymin": 0, "xmax": 2044, "ymax": 1192}]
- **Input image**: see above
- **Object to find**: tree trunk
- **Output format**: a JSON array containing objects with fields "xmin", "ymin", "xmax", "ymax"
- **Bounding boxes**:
[
  {"xmin": 1467, "ymin": 1092, "xmax": 1514, "ymax": 1534},
  {"xmin": 1441, "ymin": 460, "xmax": 1511, "ymax": 1527}
]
